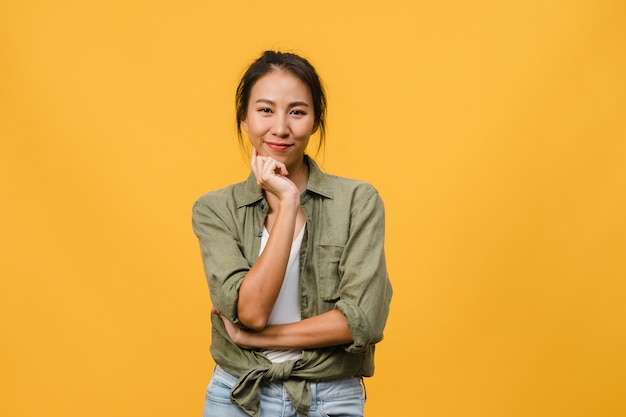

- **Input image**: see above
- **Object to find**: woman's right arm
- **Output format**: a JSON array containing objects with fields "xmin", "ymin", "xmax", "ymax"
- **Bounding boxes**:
[
  {"xmin": 193, "ymin": 151, "xmax": 301, "ymax": 331},
  {"xmin": 193, "ymin": 194, "xmax": 297, "ymax": 331},
  {"xmin": 236, "ymin": 150, "xmax": 302, "ymax": 329},
  {"xmin": 236, "ymin": 200, "xmax": 299, "ymax": 330}
]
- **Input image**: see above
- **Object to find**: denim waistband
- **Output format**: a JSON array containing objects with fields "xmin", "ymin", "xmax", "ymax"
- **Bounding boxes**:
[{"xmin": 214, "ymin": 365, "xmax": 364, "ymax": 402}]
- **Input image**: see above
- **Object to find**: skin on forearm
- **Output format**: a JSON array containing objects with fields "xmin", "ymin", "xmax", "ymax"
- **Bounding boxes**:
[
  {"xmin": 237, "ymin": 198, "xmax": 300, "ymax": 330},
  {"xmin": 224, "ymin": 309, "xmax": 353, "ymax": 350}
]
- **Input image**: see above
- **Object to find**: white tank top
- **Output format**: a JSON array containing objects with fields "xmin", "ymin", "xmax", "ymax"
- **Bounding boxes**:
[{"xmin": 259, "ymin": 226, "xmax": 305, "ymax": 362}]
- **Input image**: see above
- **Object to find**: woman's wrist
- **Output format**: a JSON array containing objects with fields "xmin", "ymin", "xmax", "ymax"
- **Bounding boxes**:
[{"xmin": 277, "ymin": 193, "xmax": 300, "ymax": 209}]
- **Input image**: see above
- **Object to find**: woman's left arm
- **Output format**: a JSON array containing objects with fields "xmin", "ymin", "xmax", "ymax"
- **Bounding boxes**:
[{"xmin": 215, "ymin": 308, "xmax": 352, "ymax": 349}]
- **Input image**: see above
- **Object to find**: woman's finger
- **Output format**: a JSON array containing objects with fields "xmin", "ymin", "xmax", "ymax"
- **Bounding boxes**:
[
  {"xmin": 251, "ymin": 147, "xmax": 258, "ymax": 168},
  {"xmin": 251, "ymin": 148, "xmax": 267, "ymax": 179},
  {"xmin": 261, "ymin": 157, "xmax": 288, "ymax": 178}
]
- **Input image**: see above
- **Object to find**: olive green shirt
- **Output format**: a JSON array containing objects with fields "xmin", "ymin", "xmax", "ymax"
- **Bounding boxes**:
[{"xmin": 192, "ymin": 156, "xmax": 392, "ymax": 417}]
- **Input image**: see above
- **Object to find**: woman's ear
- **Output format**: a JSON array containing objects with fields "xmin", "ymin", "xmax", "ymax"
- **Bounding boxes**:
[{"xmin": 241, "ymin": 118, "xmax": 248, "ymax": 132}]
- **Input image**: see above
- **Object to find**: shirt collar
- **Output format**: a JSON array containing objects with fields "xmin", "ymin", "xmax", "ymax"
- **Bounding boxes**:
[{"xmin": 236, "ymin": 155, "xmax": 333, "ymax": 208}]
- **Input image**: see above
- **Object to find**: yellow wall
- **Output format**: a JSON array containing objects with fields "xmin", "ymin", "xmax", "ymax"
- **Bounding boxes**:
[{"xmin": 1, "ymin": 1, "xmax": 625, "ymax": 416}]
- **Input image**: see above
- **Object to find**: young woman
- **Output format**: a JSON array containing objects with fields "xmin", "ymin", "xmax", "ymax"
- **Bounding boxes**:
[{"xmin": 192, "ymin": 50, "xmax": 392, "ymax": 417}]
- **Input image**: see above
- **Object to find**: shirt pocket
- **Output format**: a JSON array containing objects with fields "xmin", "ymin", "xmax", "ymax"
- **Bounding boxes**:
[{"xmin": 315, "ymin": 244, "xmax": 345, "ymax": 302}]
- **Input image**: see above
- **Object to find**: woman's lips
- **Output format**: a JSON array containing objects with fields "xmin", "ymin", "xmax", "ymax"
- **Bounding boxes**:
[{"xmin": 265, "ymin": 142, "xmax": 292, "ymax": 151}]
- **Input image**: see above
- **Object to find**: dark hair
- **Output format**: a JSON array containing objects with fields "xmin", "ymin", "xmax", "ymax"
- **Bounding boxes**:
[{"xmin": 235, "ymin": 51, "xmax": 327, "ymax": 151}]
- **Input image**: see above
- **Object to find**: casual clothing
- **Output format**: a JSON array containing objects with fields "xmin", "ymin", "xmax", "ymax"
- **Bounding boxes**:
[
  {"xmin": 192, "ymin": 156, "xmax": 392, "ymax": 417},
  {"xmin": 261, "ymin": 226, "xmax": 305, "ymax": 363},
  {"xmin": 203, "ymin": 366, "xmax": 365, "ymax": 417}
]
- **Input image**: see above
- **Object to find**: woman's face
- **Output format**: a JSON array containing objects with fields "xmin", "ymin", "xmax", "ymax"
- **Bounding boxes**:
[{"xmin": 241, "ymin": 69, "xmax": 317, "ymax": 171}]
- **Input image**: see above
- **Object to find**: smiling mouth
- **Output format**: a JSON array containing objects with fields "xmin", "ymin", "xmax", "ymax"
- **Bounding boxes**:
[{"xmin": 265, "ymin": 142, "xmax": 293, "ymax": 151}]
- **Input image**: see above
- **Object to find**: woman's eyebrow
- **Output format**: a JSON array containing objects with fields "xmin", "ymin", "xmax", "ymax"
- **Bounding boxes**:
[
  {"xmin": 255, "ymin": 98, "xmax": 275, "ymax": 105},
  {"xmin": 254, "ymin": 98, "xmax": 310, "ymax": 107},
  {"xmin": 289, "ymin": 101, "xmax": 310, "ymax": 108}
]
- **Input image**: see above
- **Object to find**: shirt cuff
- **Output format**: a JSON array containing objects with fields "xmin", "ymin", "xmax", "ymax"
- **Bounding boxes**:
[{"xmin": 334, "ymin": 300, "xmax": 377, "ymax": 353}]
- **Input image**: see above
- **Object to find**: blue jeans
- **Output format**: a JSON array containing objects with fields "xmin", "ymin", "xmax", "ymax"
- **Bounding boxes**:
[{"xmin": 203, "ymin": 366, "xmax": 366, "ymax": 417}]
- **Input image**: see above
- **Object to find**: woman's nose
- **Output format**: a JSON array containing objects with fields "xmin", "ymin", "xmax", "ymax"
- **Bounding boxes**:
[{"xmin": 270, "ymin": 115, "xmax": 289, "ymax": 137}]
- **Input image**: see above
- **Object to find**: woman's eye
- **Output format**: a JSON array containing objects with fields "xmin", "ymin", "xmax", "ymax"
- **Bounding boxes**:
[
  {"xmin": 259, "ymin": 108, "xmax": 272, "ymax": 113},
  {"xmin": 290, "ymin": 109, "xmax": 305, "ymax": 115}
]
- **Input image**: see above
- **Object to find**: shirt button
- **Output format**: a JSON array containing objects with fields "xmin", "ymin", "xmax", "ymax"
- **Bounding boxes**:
[
  {"xmin": 259, "ymin": 203, "xmax": 265, "ymax": 210},
  {"xmin": 255, "ymin": 231, "xmax": 262, "ymax": 237}
]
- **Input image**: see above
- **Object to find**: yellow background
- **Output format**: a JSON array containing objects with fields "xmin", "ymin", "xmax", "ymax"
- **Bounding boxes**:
[{"xmin": 1, "ymin": 1, "xmax": 625, "ymax": 416}]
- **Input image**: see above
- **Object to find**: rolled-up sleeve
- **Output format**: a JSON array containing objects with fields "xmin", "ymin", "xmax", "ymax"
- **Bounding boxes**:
[
  {"xmin": 334, "ymin": 186, "xmax": 392, "ymax": 353},
  {"xmin": 192, "ymin": 195, "xmax": 251, "ymax": 328}
]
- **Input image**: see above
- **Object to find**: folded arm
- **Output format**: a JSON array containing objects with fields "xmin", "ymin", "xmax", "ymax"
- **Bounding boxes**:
[{"xmin": 215, "ymin": 308, "xmax": 352, "ymax": 349}]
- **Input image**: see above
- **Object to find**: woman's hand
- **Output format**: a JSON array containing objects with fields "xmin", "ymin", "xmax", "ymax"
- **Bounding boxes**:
[
  {"xmin": 212, "ymin": 307, "xmax": 253, "ymax": 349},
  {"xmin": 251, "ymin": 148, "xmax": 299, "ymax": 201}
]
